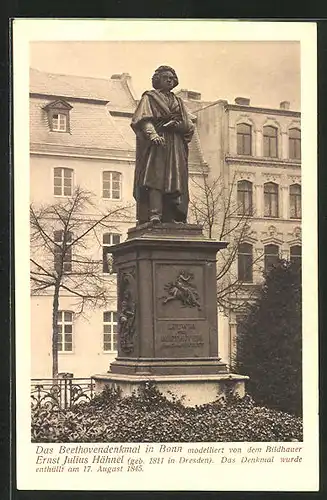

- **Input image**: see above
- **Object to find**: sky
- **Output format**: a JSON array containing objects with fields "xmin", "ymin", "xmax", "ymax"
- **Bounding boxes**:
[{"xmin": 30, "ymin": 41, "xmax": 301, "ymax": 110}]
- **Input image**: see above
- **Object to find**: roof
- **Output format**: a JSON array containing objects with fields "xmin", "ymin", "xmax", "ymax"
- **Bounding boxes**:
[
  {"xmin": 30, "ymin": 68, "xmax": 207, "ymax": 165},
  {"xmin": 30, "ymin": 96, "xmax": 134, "ymax": 151},
  {"xmin": 30, "ymin": 68, "xmax": 136, "ymax": 110}
]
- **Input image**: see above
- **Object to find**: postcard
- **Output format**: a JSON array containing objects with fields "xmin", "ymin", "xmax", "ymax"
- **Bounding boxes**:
[{"xmin": 13, "ymin": 19, "xmax": 318, "ymax": 491}]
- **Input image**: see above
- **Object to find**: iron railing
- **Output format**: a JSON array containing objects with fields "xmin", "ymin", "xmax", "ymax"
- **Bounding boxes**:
[{"xmin": 31, "ymin": 374, "xmax": 95, "ymax": 411}]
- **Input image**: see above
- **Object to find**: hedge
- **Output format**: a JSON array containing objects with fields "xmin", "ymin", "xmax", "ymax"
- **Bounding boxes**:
[{"xmin": 32, "ymin": 383, "xmax": 303, "ymax": 443}]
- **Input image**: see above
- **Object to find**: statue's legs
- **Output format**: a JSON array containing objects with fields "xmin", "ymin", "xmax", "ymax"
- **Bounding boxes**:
[
  {"xmin": 137, "ymin": 189, "xmax": 186, "ymax": 224},
  {"xmin": 149, "ymin": 188, "xmax": 163, "ymax": 222},
  {"xmin": 162, "ymin": 193, "xmax": 186, "ymax": 223}
]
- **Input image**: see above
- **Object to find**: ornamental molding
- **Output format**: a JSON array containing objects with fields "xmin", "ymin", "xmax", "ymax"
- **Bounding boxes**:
[
  {"xmin": 43, "ymin": 99, "xmax": 73, "ymax": 111},
  {"xmin": 242, "ymin": 225, "xmax": 258, "ymax": 244},
  {"xmin": 243, "ymin": 234, "xmax": 258, "ymax": 245},
  {"xmin": 287, "ymin": 226, "xmax": 302, "ymax": 244},
  {"xmin": 262, "ymin": 172, "xmax": 281, "ymax": 182},
  {"xmin": 225, "ymin": 154, "xmax": 301, "ymax": 169},
  {"xmin": 289, "ymin": 176, "xmax": 301, "ymax": 184},
  {"xmin": 236, "ymin": 171, "xmax": 256, "ymax": 181},
  {"xmin": 287, "ymin": 119, "xmax": 301, "ymax": 130},
  {"xmin": 226, "ymin": 103, "xmax": 301, "ymax": 118},
  {"xmin": 261, "ymin": 235, "xmax": 284, "ymax": 246},
  {"xmin": 234, "ymin": 114, "xmax": 258, "ymax": 132},
  {"xmin": 30, "ymin": 142, "xmax": 135, "ymax": 162},
  {"xmin": 287, "ymin": 226, "xmax": 302, "ymax": 243},
  {"xmin": 263, "ymin": 117, "xmax": 282, "ymax": 130},
  {"xmin": 260, "ymin": 226, "xmax": 284, "ymax": 245},
  {"xmin": 287, "ymin": 236, "xmax": 302, "ymax": 245}
]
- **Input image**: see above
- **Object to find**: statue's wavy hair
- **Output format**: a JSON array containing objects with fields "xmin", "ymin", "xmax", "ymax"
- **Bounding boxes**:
[{"xmin": 152, "ymin": 65, "xmax": 179, "ymax": 90}]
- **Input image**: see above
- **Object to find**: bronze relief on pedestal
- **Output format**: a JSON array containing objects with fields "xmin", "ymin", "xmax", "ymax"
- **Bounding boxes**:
[
  {"xmin": 117, "ymin": 269, "xmax": 136, "ymax": 353},
  {"xmin": 161, "ymin": 269, "xmax": 202, "ymax": 311}
]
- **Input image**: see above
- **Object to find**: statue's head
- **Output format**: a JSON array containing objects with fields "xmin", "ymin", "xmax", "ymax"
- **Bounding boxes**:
[{"xmin": 152, "ymin": 65, "xmax": 179, "ymax": 91}]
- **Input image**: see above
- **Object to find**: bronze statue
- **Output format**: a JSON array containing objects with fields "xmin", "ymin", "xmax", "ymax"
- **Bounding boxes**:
[{"xmin": 131, "ymin": 65, "xmax": 195, "ymax": 224}]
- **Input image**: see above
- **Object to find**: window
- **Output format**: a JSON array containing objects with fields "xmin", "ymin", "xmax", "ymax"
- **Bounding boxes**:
[
  {"xmin": 264, "ymin": 182, "xmax": 279, "ymax": 218},
  {"xmin": 103, "ymin": 171, "xmax": 122, "ymax": 199},
  {"xmin": 103, "ymin": 311, "xmax": 118, "ymax": 351},
  {"xmin": 237, "ymin": 123, "xmax": 252, "ymax": 155},
  {"xmin": 263, "ymin": 126, "xmax": 278, "ymax": 157},
  {"xmin": 103, "ymin": 233, "xmax": 121, "ymax": 273},
  {"xmin": 52, "ymin": 113, "xmax": 67, "ymax": 132},
  {"xmin": 238, "ymin": 243, "xmax": 253, "ymax": 282},
  {"xmin": 290, "ymin": 184, "xmax": 301, "ymax": 219},
  {"xmin": 54, "ymin": 167, "xmax": 73, "ymax": 196},
  {"xmin": 290, "ymin": 245, "xmax": 301, "ymax": 268},
  {"xmin": 57, "ymin": 311, "xmax": 73, "ymax": 352},
  {"xmin": 289, "ymin": 128, "xmax": 301, "ymax": 160},
  {"xmin": 237, "ymin": 180, "xmax": 253, "ymax": 216},
  {"xmin": 43, "ymin": 100, "xmax": 72, "ymax": 133},
  {"xmin": 54, "ymin": 230, "xmax": 72, "ymax": 273},
  {"xmin": 264, "ymin": 244, "xmax": 279, "ymax": 273}
]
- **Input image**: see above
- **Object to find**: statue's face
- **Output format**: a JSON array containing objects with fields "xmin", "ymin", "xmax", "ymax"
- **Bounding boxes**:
[{"xmin": 158, "ymin": 71, "xmax": 175, "ymax": 91}]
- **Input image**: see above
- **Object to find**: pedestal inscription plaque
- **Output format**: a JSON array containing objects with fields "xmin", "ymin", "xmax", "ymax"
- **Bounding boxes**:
[{"xmin": 156, "ymin": 321, "xmax": 206, "ymax": 358}]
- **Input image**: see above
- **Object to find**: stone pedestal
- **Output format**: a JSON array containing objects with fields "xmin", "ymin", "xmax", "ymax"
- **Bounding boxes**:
[{"xmin": 93, "ymin": 222, "xmax": 248, "ymax": 405}]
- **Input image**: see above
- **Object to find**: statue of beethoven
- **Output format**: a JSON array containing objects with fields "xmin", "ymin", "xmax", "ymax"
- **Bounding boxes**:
[{"xmin": 131, "ymin": 65, "xmax": 195, "ymax": 224}]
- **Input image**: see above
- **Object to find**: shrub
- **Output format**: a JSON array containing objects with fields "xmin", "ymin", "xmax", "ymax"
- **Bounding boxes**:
[
  {"xmin": 236, "ymin": 259, "xmax": 302, "ymax": 416},
  {"xmin": 31, "ymin": 382, "xmax": 303, "ymax": 443}
]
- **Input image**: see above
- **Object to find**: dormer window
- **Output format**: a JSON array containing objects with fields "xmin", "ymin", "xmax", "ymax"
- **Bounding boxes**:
[{"xmin": 43, "ymin": 100, "xmax": 72, "ymax": 133}]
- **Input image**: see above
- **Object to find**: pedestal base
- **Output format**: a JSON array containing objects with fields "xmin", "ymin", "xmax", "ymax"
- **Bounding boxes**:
[
  {"xmin": 109, "ymin": 357, "xmax": 228, "ymax": 376},
  {"xmin": 93, "ymin": 373, "xmax": 249, "ymax": 407}
]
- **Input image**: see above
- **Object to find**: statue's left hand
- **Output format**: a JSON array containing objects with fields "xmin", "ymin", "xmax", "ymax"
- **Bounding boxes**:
[{"xmin": 163, "ymin": 119, "xmax": 180, "ymax": 129}]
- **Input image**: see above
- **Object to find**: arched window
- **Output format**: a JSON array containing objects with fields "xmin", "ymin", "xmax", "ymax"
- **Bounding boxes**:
[
  {"xmin": 290, "ymin": 184, "xmax": 301, "ymax": 219},
  {"xmin": 290, "ymin": 245, "xmax": 301, "ymax": 268},
  {"xmin": 289, "ymin": 128, "xmax": 301, "ymax": 159},
  {"xmin": 54, "ymin": 167, "xmax": 73, "ymax": 196},
  {"xmin": 238, "ymin": 243, "xmax": 253, "ymax": 282},
  {"xmin": 263, "ymin": 126, "xmax": 278, "ymax": 157},
  {"xmin": 264, "ymin": 244, "xmax": 279, "ymax": 273},
  {"xmin": 264, "ymin": 182, "xmax": 279, "ymax": 218},
  {"xmin": 237, "ymin": 180, "xmax": 253, "ymax": 216},
  {"xmin": 237, "ymin": 123, "xmax": 252, "ymax": 155},
  {"xmin": 102, "ymin": 171, "xmax": 122, "ymax": 200}
]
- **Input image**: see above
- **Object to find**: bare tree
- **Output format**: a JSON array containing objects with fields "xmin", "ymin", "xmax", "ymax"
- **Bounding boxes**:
[
  {"xmin": 30, "ymin": 186, "xmax": 134, "ymax": 378},
  {"xmin": 189, "ymin": 170, "xmax": 263, "ymax": 312}
]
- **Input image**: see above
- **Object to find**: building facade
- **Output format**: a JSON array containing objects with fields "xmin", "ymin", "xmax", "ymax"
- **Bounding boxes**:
[{"xmin": 193, "ymin": 95, "xmax": 301, "ymax": 365}]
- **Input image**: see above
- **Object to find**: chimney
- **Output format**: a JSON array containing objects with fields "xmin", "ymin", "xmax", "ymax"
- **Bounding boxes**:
[
  {"xmin": 111, "ymin": 73, "xmax": 131, "ymax": 80},
  {"xmin": 187, "ymin": 90, "xmax": 201, "ymax": 101},
  {"xmin": 176, "ymin": 89, "xmax": 188, "ymax": 99},
  {"xmin": 235, "ymin": 97, "xmax": 250, "ymax": 106},
  {"xmin": 177, "ymin": 89, "xmax": 201, "ymax": 100},
  {"xmin": 280, "ymin": 100, "xmax": 290, "ymax": 110}
]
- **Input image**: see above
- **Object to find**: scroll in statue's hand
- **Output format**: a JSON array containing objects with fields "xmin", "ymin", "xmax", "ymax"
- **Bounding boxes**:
[{"xmin": 162, "ymin": 119, "xmax": 180, "ymax": 129}]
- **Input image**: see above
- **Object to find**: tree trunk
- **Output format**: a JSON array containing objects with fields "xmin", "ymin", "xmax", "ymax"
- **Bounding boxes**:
[{"xmin": 52, "ymin": 283, "xmax": 60, "ymax": 379}]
